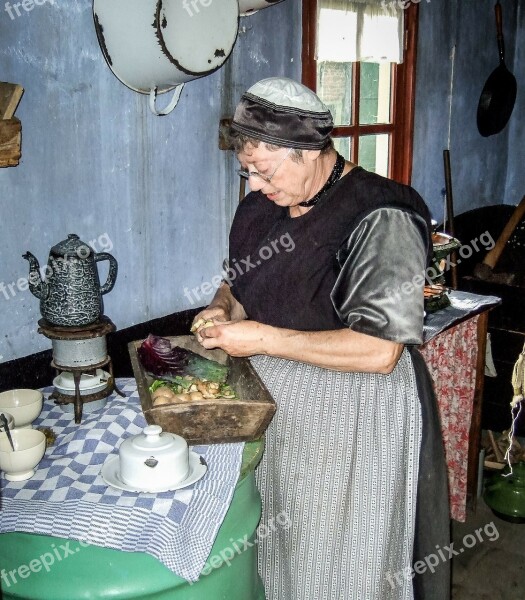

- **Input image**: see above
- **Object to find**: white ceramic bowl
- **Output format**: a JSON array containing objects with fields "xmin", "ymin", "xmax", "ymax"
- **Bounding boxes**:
[
  {"xmin": 0, "ymin": 428, "xmax": 46, "ymax": 481},
  {"xmin": 118, "ymin": 425, "xmax": 189, "ymax": 491},
  {"xmin": 0, "ymin": 412, "xmax": 15, "ymax": 430},
  {"xmin": 0, "ymin": 389, "xmax": 43, "ymax": 428}
]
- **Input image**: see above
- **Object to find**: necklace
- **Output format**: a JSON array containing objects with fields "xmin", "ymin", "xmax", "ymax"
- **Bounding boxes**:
[{"xmin": 298, "ymin": 153, "xmax": 346, "ymax": 207}]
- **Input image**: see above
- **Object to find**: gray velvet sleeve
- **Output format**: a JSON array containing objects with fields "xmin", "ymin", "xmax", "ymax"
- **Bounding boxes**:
[{"xmin": 331, "ymin": 207, "xmax": 429, "ymax": 344}]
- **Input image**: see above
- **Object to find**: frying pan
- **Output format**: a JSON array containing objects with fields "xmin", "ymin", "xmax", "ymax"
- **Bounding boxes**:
[{"xmin": 477, "ymin": 1, "xmax": 517, "ymax": 137}]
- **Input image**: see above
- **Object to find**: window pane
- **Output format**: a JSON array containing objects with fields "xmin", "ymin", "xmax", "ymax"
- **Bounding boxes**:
[
  {"xmin": 333, "ymin": 137, "xmax": 352, "ymax": 160},
  {"xmin": 358, "ymin": 134, "xmax": 389, "ymax": 176},
  {"xmin": 316, "ymin": 61, "xmax": 352, "ymax": 126},
  {"xmin": 359, "ymin": 62, "xmax": 392, "ymax": 125}
]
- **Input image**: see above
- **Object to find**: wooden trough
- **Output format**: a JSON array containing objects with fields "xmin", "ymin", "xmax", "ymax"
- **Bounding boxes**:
[{"xmin": 129, "ymin": 335, "xmax": 276, "ymax": 445}]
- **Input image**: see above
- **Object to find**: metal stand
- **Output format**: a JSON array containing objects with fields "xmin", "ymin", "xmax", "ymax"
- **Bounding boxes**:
[
  {"xmin": 38, "ymin": 316, "xmax": 125, "ymax": 424},
  {"xmin": 50, "ymin": 356, "xmax": 125, "ymax": 424}
]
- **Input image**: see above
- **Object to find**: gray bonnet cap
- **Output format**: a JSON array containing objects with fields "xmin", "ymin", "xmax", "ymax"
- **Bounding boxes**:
[{"xmin": 231, "ymin": 77, "xmax": 334, "ymax": 149}]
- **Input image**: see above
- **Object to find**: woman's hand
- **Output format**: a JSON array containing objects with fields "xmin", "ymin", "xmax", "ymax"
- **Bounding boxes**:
[
  {"xmin": 190, "ymin": 282, "xmax": 247, "ymax": 337},
  {"xmin": 191, "ymin": 306, "xmax": 230, "ymax": 331},
  {"xmin": 196, "ymin": 320, "xmax": 269, "ymax": 357},
  {"xmin": 191, "ymin": 306, "xmax": 230, "ymax": 342}
]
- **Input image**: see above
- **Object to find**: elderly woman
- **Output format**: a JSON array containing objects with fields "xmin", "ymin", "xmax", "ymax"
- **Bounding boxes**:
[{"xmin": 193, "ymin": 77, "xmax": 449, "ymax": 600}]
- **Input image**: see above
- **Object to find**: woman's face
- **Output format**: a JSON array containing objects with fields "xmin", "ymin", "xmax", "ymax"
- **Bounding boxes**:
[{"xmin": 237, "ymin": 144, "xmax": 321, "ymax": 208}]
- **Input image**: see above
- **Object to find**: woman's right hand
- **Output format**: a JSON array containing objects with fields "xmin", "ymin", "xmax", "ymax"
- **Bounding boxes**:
[
  {"xmin": 191, "ymin": 306, "xmax": 230, "ymax": 331},
  {"xmin": 190, "ymin": 282, "xmax": 247, "ymax": 338}
]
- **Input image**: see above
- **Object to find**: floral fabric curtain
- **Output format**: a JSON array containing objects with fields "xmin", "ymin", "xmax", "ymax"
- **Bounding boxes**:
[{"xmin": 316, "ymin": 0, "xmax": 405, "ymax": 64}]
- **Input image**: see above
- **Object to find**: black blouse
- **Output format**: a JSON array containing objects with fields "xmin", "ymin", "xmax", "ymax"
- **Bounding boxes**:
[{"xmin": 228, "ymin": 167, "xmax": 432, "ymax": 345}]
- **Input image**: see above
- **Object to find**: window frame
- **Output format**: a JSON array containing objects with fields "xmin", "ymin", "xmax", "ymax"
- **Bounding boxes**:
[{"xmin": 302, "ymin": 0, "xmax": 419, "ymax": 185}]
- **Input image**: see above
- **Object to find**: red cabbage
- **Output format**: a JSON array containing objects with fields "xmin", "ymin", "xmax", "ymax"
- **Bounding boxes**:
[{"xmin": 137, "ymin": 334, "xmax": 228, "ymax": 382}]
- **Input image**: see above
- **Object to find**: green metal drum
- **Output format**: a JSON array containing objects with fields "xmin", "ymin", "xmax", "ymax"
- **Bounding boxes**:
[{"xmin": 0, "ymin": 442, "xmax": 265, "ymax": 600}]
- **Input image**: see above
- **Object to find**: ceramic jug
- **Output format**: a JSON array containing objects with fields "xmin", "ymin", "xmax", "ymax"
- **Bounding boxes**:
[
  {"xmin": 484, "ymin": 461, "xmax": 525, "ymax": 523},
  {"xmin": 23, "ymin": 234, "xmax": 118, "ymax": 327}
]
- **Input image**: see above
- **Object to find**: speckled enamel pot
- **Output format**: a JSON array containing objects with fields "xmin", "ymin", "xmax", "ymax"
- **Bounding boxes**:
[{"xmin": 24, "ymin": 234, "xmax": 118, "ymax": 328}]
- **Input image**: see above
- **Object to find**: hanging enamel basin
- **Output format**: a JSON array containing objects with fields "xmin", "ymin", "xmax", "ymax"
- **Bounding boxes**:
[{"xmin": 93, "ymin": 0, "xmax": 239, "ymax": 114}]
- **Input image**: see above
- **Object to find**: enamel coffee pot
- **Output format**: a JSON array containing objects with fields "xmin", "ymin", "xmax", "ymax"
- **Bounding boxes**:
[{"xmin": 23, "ymin": 234, "xmax": 118, "ymax": 327}]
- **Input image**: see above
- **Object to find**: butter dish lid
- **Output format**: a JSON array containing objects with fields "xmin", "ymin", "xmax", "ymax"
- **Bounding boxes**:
[{"xmin": 120, "ymin": 425, "xmax": 187, "ymax": 454}]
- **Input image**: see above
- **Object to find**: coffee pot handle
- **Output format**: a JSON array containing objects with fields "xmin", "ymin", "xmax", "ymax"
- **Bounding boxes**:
[
  {"xmin": 95, "ymin": 253, "xmax": 118, "ymax": 295},
  {"xmin": 148, "ymin": 84, "xmax": 185, "ymax": 116}
]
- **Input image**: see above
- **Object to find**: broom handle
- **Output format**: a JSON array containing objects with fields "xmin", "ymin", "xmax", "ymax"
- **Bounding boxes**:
[
  {"xmin": 443, "ymin": 149, "xmax": 458, "ymax": 289},
  {"xmin": 483, "ymin": 195, "xmax": 525, "ymax": 269}
]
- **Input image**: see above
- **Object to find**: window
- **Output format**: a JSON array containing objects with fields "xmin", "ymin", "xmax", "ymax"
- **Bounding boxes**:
[{"xmin": 302, "ymin": 0, "xmax": 419, "ymax": 184}]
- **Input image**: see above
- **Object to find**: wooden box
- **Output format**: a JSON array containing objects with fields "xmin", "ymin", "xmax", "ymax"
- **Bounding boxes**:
[
  {"xmin": 0, "ymin": 118, "xmax": 21, "ymax": 167},
  {"xmin": 128, "ymin": 336, "xmax": 276, "ymax": 444}
]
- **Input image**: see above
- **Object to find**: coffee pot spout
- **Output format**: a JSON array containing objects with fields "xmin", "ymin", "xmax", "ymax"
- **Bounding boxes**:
[{"xmin": 22, "ymin": 251, "xmax": 49, "ymax": 301}]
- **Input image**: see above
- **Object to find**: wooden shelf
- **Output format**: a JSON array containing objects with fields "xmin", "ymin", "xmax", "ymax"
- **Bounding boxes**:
[
  {"xmin": 0, "ymin": 117, "xmax": 21, "ymax": 167},
  {"xmin": 0, "ymin": 82, "xmax": 24, "ymax": 167},
  {"xmin": 0, "ymin": 82, "xmax": 23, "ymax": 119}
]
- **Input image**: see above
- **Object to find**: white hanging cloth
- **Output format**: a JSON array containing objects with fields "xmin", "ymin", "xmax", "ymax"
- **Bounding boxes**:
[
  {"xmin": 503, "ymin": 341, "xmax": 525, "ymax": 475},
  {"xmin": 316, "ymin": 0, "xmax": 405, "ymax": 64}
]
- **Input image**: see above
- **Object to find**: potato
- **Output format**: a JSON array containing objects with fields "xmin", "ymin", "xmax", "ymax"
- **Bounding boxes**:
[
  {"xmin": 190, "ymin": 318, "xmax": 215, "ymax": 333},
  {"xmin": 152, "ymin": 387, "xmax": 175, "ymax": 401},
  {"xmin": 153, "ymin": 391, "xmax": 194, "ymax": 406},
  {"xmin": 196, "ymin": 381, "xmax": 215, "ymax": 398},
  {"xmin": 152, "ymin": 395, "xmax": 175, "ymax": 407}
]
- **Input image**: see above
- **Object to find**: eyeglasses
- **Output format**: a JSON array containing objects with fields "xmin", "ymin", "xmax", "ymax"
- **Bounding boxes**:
[{"xmin": 236, "ymin": 148, "xmax": 293, "ymax": 184}]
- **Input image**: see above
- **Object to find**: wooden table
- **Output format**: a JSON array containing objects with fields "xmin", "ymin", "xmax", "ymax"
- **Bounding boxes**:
[{"xmin": 0, "ymin": 382, "xmax": 266, "ymax": 600}]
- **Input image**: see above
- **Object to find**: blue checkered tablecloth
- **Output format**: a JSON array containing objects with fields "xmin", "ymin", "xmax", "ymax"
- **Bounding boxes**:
[{"xmin": 0, "ymin": 378, "xmax": 244, "ymax": 582}]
